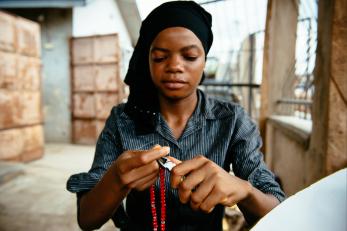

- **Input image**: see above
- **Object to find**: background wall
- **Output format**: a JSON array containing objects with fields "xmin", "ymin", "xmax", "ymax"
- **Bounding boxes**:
[{"xmin": 41, "ymin": 9, "xmax": 73, "ymax": 143}]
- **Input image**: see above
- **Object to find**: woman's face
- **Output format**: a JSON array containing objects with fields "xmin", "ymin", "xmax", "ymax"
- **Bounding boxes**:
[{"xmin": 149, "ymin": 27, "xmax": 206, "ymax": 101}]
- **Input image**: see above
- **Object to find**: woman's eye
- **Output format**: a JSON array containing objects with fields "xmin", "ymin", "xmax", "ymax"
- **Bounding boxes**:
[
  {"xmin": 185, "ymin": 56, "xmax": 198, "ymax": 61},
  {"xmin": 152, "ymin": 57, "xmax": 166, "ymax": 63}
]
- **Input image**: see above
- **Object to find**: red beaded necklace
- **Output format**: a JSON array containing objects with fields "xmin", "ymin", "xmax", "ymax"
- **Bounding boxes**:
[{"xmin": 150, "ymin": 167, "xmax": 166, "ymax": 231}]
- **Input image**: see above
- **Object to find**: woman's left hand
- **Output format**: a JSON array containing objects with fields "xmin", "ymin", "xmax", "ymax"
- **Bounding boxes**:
[{"xmin": 170, "ymin": 155, "xmax": 253, "ymax": 213}]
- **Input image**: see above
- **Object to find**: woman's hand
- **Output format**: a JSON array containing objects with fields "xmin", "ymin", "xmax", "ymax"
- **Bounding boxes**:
[
  {"xmin": 170, "ymin": 155, "xmax": 252, "ymax": 213},
  {"xmin": 112, "ymin": 145, "xmax": 170, "ymax": 192},
  {"xmin": 78, "ymin": 145, "xmax": 170, "ymax": 230}
]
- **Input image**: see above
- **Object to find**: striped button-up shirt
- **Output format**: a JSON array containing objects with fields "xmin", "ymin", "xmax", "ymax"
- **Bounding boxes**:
[{"xmin": 67, "ymin": 90, "xmax": 285, "ymax": 231}]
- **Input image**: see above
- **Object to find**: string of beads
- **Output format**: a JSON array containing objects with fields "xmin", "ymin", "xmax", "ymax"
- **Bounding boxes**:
[{"xmin": 150, "ymin": 167, "xmax": 166, "ymax": 231}]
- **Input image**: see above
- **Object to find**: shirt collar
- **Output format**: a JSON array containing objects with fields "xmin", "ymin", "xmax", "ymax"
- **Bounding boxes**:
[
  {"xmin": 154, "ymin": 90, "xmax": 215, "ymax": 143},
  {"xmin": 194, "ymin": 89, "xmax": 217, "ymax": 120}
]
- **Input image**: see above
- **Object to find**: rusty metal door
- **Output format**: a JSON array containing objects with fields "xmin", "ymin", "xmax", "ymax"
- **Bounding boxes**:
[
  {"xmin": 71, "ymin": 34, "xmax": 125, "ymax": 144},
  {"xmin": 0, "ymin": 11, "xmax": 44, "ymax": 162}
]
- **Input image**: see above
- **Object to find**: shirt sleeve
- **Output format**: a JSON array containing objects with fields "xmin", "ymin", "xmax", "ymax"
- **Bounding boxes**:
[
  {"xmin": 66, "ymin": 107, "xmax": 123, "ymax": 193},
  {"xmin": 229, "ymin": 106, "xmax": 285, "ymax": 202}
]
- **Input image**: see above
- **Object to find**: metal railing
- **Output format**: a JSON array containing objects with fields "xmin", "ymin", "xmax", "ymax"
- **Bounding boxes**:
[
  {"xmin": 200, "ymin": 80, "xmax": 260, "ymax": 119},
  {"xmin": 277, "ymin": 0, "xmax": 317, "ymax": 120}
]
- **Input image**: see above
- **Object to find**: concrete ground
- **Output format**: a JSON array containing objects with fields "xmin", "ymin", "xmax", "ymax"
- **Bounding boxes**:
[{"xmin": 0, "ymin": 143, "xmax": 117, "ymax": 231}]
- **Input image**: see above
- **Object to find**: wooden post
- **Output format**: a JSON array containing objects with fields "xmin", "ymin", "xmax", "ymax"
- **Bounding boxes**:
[
  {"xmin": 259, "ymin": 0, "xmax": 298, "ymax": 152},
  {"xmin": 306, "ymin": 0, "xmax": 347, "ymax": 184}
]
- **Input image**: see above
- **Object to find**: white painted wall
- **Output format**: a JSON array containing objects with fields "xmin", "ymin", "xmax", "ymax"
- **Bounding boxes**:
[
  {"xmin": 73, "ymin": 0, "xmax": 133, "ymax": 78},
  {"xmin": 73, "ymin": 0, "xmax": 131, "ymax": 46},
  {"xmin": 136, "ymin": 0, "xmax": 170, "ymax": 19}
]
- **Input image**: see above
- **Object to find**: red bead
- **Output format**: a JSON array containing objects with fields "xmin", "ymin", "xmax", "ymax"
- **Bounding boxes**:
[{"xmin": 150, "ymin": 169, "xmax": 167, "ymax": 231}]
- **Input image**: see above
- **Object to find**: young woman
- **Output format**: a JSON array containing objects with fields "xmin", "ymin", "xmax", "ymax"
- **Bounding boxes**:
[{"xmin": 67, "ymin": 1, "xmax": 285, "ymax": 230}]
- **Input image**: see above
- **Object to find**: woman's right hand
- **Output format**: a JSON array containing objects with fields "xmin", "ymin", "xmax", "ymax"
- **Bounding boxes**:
[
  {"xmin": 112, "ymin": 145, "xmax": 170, "ymax": 192},
  {"xmin": 78, "ymin": 145, "xmax": 170, "ymax": 230}
]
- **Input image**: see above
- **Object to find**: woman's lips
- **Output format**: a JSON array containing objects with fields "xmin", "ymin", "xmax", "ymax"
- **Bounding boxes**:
[{"xmin": 162, "ymin": 80, "xmax": 186, "ymax": 90}]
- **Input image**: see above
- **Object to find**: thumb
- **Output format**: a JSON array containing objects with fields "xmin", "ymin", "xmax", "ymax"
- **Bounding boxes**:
[{"xmin": 166, "ymin": 156, "xmax": 182, "ymax": 165}]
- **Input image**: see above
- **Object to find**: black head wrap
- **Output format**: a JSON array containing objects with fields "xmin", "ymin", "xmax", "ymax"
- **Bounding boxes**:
[{"xmin": 124, "ymin": 1, "xmax": 213, "ymax": 134}]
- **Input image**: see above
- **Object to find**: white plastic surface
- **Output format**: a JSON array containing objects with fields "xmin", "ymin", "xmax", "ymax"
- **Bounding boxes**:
[{"xmin": 251, "ymin": 168, "xmax": 347, "ymax": 231}]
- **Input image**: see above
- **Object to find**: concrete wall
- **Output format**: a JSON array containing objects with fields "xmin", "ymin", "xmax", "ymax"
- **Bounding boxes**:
[
  {"xmin": 266, "ymin": 116, "xmax": 311, "ymax": 195},
  {"xmin": 41, "ymin": 10, "xmax": 73, "ymax": 143}
]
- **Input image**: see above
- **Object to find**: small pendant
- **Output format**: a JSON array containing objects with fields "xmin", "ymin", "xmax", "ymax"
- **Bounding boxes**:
[{"xmin": 157, "ymin": 157, "xmax": 176, "ymax": 171}]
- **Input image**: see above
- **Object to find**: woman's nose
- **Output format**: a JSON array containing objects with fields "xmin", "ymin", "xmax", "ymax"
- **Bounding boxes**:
[{"xmin": 166, "ymin": 55, "xmax": 183, "ymax": 72}]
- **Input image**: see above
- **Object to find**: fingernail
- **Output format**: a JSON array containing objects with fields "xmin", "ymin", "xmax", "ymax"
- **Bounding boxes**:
[
  {"xmin": 160, "ymin": 146, "xmax": 170, "ymax": 154},
  {"xmin": 152, "ymin": 144, "xmax": 161, "ymax": 150}
]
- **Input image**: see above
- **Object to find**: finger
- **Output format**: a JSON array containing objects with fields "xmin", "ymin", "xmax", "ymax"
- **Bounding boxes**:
[
  {"xmin": 178, "ymin": 183, "xmax": 192, "ymax": 204},
  {"xmin": 172, "ymin": 155, "xmax": 208, "ymax": 175},
  {"xmin": 152, "ymin": 144, "xmax": 161, "ymax": 149},
  {"xmin": 171, "ymin": 155, "xmax": 208, "ymax": 188},
  {"xmin": 166, "ymin": 156, "xmax": 182, "ymax": 165},
  {"xmin": 121, "ymin": 146, "xmax": 170, "ymax": 172},
  {"xmin": 200, "ymin": 186, "xmax": 228, "ymax": 213},
  {"xmin": 190, "ymin": 200, "xmax": 201, "ymax": 211},
  {"xmin": 136, "ymin": 175, "xmax": 158, "ymax": 191},
  {"xmin": 220, "ymin": 196, "xmax": 234, "ymax": 206},
  {"xmin": 129, "ymin": 172, "xmax": 158, "ymax": 191},
  {"xmin": 121, "ymin": 160, "xmax": 159, "ymax": 186},
  {"xmin": 177, "ymin": 163, "xmax": 208, "ymax": 205},
  {"xmin": 189, "ymin": 172, "xmax": 215, "ymax": 209},
  {"xmin": 181, "ymin": 164, "xmax": 207, "ymax": 192}
]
